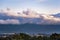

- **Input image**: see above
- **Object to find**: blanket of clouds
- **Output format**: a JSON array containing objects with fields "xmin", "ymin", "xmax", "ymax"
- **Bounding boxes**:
[{"xmin": 0, "ymin": 8, "xmax": 60, "ymax": 24}]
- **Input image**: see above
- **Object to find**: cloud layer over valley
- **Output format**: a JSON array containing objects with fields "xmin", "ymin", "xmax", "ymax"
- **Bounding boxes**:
[{"xmin": 0, "ymin": 8, "xmax": 60, "ymax": 24}]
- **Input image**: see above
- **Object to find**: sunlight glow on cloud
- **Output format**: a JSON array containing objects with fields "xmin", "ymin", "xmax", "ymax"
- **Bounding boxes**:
[
  {"xmin": 40, "ymin": 15, "xmax": 60, "ymax": 24},
  {"xmin": 0, "ymin": 8, "xmax": 40, "ymax": 18}
]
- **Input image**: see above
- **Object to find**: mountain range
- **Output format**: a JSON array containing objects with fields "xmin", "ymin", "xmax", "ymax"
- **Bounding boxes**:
[{"xmin": 0, "ymin": 23, "xmax": 60, "ymax": 34}]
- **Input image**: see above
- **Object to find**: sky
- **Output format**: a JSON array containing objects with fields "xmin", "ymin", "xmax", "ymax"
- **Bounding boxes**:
[
  {"xmin": 0, "ymin": 0, "xmax": 60, "ymax": 14},
  {"xmin": 0, "ymin": 0, "xmax": 60, "ymax": 33}
]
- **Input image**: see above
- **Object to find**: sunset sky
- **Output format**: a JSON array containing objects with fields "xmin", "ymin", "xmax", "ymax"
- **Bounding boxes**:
[{"xmin": 0, "ymin": 0, "xmax": 60, "ymax": 14}]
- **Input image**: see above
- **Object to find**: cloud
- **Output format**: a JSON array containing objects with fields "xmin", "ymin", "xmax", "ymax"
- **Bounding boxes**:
[
  {"xmin": 0, "ymin": 19, "xmax": 20, "ymax": 24},
  {"xmin": 0, "ymin": 8, "xmax": 40, "ymax": 18},
  {"xmin": 0, "ymin": 8, "xmax": 21, "ymax": 17},
  {"xmin": 0, "ymin": 8, "xmax": 60, "ymax": 24},
  {"xmin": 22, "ymin": 9, "xmax": 40, "ymax": 18},
  {"xmin": 39, "ymin": 15, "xmax": 60, "ymax": 24}
]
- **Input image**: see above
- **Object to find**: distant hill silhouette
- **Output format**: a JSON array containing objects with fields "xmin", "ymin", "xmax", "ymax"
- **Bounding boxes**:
[{"xmin": 0, "ymin": 23, "xmax": 60, "ymax": 34}]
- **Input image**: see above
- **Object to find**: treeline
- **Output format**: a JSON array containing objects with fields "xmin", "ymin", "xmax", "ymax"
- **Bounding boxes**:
[{"xmin": 0, "ymin": 33, "xmax": 60, "ymax": 40}]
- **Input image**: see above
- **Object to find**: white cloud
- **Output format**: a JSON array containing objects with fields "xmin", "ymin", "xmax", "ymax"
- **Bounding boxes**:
[
  {"xmin": 0, "ymin": 8, "xmax": 60, "ymax": 24},
  {"xmin": 0, "ymin": 19, "xmax": 20, "ymax": 24},
  {"xmin": 0, "ymin": 8, "xmax": 40, "ymax": 18},
  {"xmin": 40, "ymin": 15, "xmax": 60, "ymax": 24}
]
